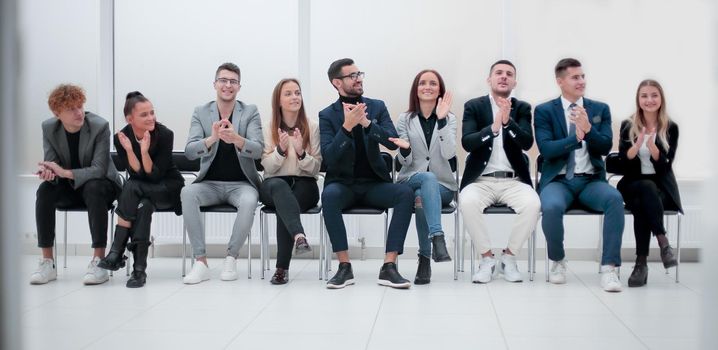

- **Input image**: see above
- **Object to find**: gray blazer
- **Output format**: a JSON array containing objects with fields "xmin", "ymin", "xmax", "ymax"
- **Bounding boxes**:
[
  {"xmin": 41, "ymin": 112, "xmax": 122, "ymax": 189},
  {"xmin": 184, "ymin": 100, "xmax": 263, "ymax": 189},
  {"xmin": 396, "ymin": 111, "xmax": 458, "ymax": 191}
]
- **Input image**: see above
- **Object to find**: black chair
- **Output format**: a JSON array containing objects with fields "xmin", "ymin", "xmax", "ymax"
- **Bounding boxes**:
[
  {"xmin": 393, "ymin": 155, "xmax": 462, "ymax": 280},
  {"xmin": 462, "ymin": 153, "xmax": 537, "ymax": 281},
  {"xmin": 605, "ymin": 152, "xmax": 682, "ymax": 282},
  {"xmin": 535, "ymin": 154, "xmax": 606, "ymax": 282},
  {"xmin": 319, "ymin": 152, "xmax": 393, "ymax": 281}
]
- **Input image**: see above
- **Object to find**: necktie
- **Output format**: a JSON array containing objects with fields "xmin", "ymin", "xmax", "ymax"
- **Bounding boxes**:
[{"xmin": 566, "ymin": 103, "xmax": 577, "ymax": 179}]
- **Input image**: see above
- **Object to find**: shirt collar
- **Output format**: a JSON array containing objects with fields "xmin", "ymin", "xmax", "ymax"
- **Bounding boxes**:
[{"xmin": 561, "ymin": 96, "xmax": 584, "ymax": 112}]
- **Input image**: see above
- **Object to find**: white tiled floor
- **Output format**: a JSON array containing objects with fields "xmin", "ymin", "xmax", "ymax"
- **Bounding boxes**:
[{"xmin": 21, "ymin": 255, "xmax": 704, "ymax": 350}]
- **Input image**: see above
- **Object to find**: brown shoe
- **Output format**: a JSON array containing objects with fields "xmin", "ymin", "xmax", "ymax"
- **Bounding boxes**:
[{"xmin": 270, "ymin": 268, "xmax": 288, "ymax": 285}]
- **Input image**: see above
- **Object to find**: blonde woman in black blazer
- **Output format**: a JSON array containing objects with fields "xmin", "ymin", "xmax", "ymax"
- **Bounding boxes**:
[{"xmin": 617, "ymin": 79, "xmax": 682, "ymax": 287}]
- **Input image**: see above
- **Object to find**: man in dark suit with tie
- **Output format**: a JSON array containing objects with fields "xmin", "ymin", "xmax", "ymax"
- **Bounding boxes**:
[
  {"xmin": 534, "ymin": 58, "xmax": 624, "ymax": 292},
  {"xmin": 319, "ymin": 58, "xmax": 414, "ymax": 289}
]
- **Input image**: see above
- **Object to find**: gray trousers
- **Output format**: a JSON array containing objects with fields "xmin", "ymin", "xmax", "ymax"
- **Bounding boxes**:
[{"xmin": 180, "ymin": 181, "xmax": 259, "ymax": 258}]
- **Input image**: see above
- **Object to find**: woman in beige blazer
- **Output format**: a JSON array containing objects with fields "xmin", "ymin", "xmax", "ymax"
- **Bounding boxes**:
[{"xmin": 260, "ymin": 78, "xmax": 321, "ymax": 284}]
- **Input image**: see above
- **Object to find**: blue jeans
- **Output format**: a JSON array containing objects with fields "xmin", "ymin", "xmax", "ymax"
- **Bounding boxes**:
[
  {"xmin": 540, "ymin": 176, "xmax": 625, "ymax": 266},
  {"xmin": 403, "ymin": 172, "xmax": 455, "ymax": 257}
]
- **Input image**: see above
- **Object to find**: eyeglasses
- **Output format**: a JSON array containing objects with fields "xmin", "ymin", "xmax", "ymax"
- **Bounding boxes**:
[
  {"xmin": 336, "ymin": 71, "xmax": 365, "ymax": 81},
  {"xmin": 215, "ymin": 78, "xmax": 240, "ymax": 86}
]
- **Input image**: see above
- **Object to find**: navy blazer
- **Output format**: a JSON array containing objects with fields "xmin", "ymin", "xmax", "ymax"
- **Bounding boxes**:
[
  {"xmin": 534, "ymin": 97, "xmax": 613, "ymax": 191},
  {"xmin": 460, "ymin": 96, "xmax": 534, "ymax": 190},
  {"xmin": 319, "ymin": 97, "xmax": 398, "ymax": 185}
]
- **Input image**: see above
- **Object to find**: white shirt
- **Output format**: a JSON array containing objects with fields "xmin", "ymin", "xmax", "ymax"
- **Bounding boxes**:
[
  {"xmin": 481, "ymin": 95, "xmax": 514, "ymax": 175},
  {"xmin": 638, "ymin": 137, "xmax": 656, "ymax": 174},
  {"xmin": 559, "ymin": 96, "xmax": 594, "ymax": 175}
]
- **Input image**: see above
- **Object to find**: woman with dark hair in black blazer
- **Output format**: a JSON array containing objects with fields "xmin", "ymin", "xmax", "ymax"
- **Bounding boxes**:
[
  {"xmin": 98, "ymin": 91, "xmax": 184, "ymax": 288},
  {"xmin": 617, "ymin": 79, "xmax": 682, "ymax": 287}
]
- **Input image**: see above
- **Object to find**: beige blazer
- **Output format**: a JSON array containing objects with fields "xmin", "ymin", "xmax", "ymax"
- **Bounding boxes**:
[{"xmin": 261, "ymin": 119, "xmax": 321, "ymax": 178}]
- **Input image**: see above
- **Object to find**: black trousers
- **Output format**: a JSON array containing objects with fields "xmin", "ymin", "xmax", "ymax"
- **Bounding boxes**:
[
  {"xmin": 35, "ymin": 178, "xmax": 117, "ymax": 248},
  {"xmin": 259, "ymin": 176, "xmax": 319, "ymax": 269},
  {"xmin": 618, "ymin": 176, "xmax": 678, "ymax": 257},
  {"xmin": 115, "ymin": 179, "xmax": 176, "ymax": 242}
]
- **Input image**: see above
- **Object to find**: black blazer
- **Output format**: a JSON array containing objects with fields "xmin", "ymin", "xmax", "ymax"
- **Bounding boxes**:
[
  {"xmin": 617, "ymin": 119, "xmax": 682, "ymax": 213},
  {"xmin": 114, "ymin": 123, "xmax": 184, "ymax": 213},
  {"xmin": 319, "ymin": 97, "xmax": 398, "ymax": 185},
  {"xmin": 460, "ymin": 96, "xmax": 534, "ymax": 190}
]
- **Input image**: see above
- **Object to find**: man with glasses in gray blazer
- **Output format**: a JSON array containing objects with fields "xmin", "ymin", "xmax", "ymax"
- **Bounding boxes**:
[{"xmin": 181, "ymin": 62, "xmax": 264, "ymax": 284}]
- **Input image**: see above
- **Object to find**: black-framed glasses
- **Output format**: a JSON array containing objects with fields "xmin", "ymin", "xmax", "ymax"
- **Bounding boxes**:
[
  {"xmin": 336, "ymin": 71, "xmax": 365, "ymax": 81},
  {"xmin": 215, "ymin": 78, "xmax": 240, "ymax": 86}
]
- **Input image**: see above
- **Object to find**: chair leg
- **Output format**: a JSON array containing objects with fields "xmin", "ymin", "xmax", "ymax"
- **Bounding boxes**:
[
  {"xmin": 63, "ymin": 211, "xmax": 68, "ymax": 268},
  {"xmin": 260, "ymin": 211, "xmax": 265, "ymax": 280},
  {"xmin": 528, "ymin": 229, "xmax": 534, "ymax": 282},
  {"xmin": 454, "ymin": 210, "xmax": 459, "ymax": 280},
  {"xmin": 109, "ymin": 210, "xmax": 114, "ymax": 277},
  {"xmin": 470, "ymin": 240, "xmax": 476, "ymax": 278},
  {"xmin": 318, "ymin": 214, "xmax": 324, "ymax": 280},
  {"xmin": 247, "ymin": 229, "xmax": 252, "ymax": 280},
  {"xmin": 545, "ymin": 238, "xmax": 550, "ymax": 282},
  {"xmin": 675, "ymin": 214, "xmax": 682, "ymax": 283},
  {"xmin": 384, "ymin": 211, "xmax": 391, "ymax": 266},
  {"xmin": 324, "ymin": 220, "xmax": 330, "ymax": 281},
  {"xmin": 264, "ymin": 214, "xmax": 270, "ymax": 272},
  {"xmin": 597, "ymin": 215, "xmax": 604, "ymax": 273},
  {"xmin": 182, "ymin": 222, "xmax": 187, "ymax": 278}
]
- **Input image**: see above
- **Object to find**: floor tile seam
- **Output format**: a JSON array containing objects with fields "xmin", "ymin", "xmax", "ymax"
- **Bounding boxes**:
[
  {"xmin": 486, "ymin": 285, "xmax": 511, "ymax": 350},
  {"xmin": 364, "ymin": 286, "xmax": 388, "ymax": 350}
]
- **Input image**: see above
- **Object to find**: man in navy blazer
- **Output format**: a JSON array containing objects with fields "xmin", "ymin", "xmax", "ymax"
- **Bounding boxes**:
[
  {"xmin": 534, "ymin": 58, "xmax": 624, "ymax": 292},
  {"xmin": 319, "ymin": 58, "xmax": 414, "ymax": 289}
]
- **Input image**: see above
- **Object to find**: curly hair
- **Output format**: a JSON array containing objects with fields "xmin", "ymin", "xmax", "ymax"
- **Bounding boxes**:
[{"xmin": 48, "ymin": 84, "xmax": 86, "ymax": 115}]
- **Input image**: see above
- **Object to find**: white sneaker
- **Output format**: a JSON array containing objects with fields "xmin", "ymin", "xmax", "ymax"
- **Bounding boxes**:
[
  {"xmin": 220, "ymin": 256, "xmax": 238, "ymax": 281},
  {"xmin": 30, "ymin": 258, "xmax": 57, "ymax": 285},
  {"xmin": 549, "ymin": 259, "xmax": 567, "ymax": 284},
  {"xmin": 83, "ymin": 256, "xmax": 109, "ymax": 285},
  {"xmin": 501, "ymin": 254, "xmax": 523, "ymax": 282},
  {"xmin": 600, "ymin": 265, "xmax": 623, "ymax": 293},
  {"xmin": 183, "ymin": 261, "xmax": 210, "ymax": 284},
  {"xmin": 472, "ymin": 256, "xmax": 496, "ymax": 283}
]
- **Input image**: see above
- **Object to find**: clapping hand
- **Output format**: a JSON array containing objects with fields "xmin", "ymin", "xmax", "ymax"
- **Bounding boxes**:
[
  {"xmin": 388, "ymin": 137, "xmax": 411, "ymax": 149},
  {"xmin": 436, "ymin": 91, "xmax": 453, "ymax": 120}
]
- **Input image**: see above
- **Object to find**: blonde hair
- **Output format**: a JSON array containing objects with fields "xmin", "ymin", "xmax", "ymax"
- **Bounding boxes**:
[{"xmin": 628, "ymin": 79, "xmax": 670, "ymax": 150}]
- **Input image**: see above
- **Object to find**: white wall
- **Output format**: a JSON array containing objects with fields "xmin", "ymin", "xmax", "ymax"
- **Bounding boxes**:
[{"xmin": 17, "ymin": 0, "xmax": 716, "ymax": 253}]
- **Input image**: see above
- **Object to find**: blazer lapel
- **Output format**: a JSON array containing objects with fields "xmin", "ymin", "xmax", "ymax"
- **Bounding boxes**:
[
  {"xmin": 78, "ymin": 122, "xmax": 91, "ymax": 166},
  {"xmin": 552, "ymin": 97, "xmax": 567, "ymax": 137}
]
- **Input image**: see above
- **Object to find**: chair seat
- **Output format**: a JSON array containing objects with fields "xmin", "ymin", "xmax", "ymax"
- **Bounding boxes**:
[
  {"xmin": 200, "ymin": 204, "xmax": 237, "ymax": 213},
  {"xmin": 441, "ymin": 205, "xmax": 457, "ymax": 214},
  {"xmin": 261, "ymin": 205, "xmax": 321, "ymax": 215},
  {"xmin": 57, "ymin": 204, "xmax": 115, "ymax": 212},
  {"xmin": 483, "ymin": 204, "xmax": 516, "ymax": 214},
  {"xmin": 342, "ymin": 206, "xmax": 386, "ymax": 215}
]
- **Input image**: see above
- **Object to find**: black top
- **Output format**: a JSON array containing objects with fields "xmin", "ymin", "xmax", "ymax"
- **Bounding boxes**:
[
  {"xmin": 114, "ymin": 123, "xmax": 184, "ymax": 213},
  {"xmin": 65, "ymin": 129, "xmax": 81, "ymax": 169},
  {"xmin": 204, "ymin": 112, "xmax": 248, "ymax": 182},
  {"xmin": 616, "ymin": 120, "xmax": 682, "ymax": 213}
]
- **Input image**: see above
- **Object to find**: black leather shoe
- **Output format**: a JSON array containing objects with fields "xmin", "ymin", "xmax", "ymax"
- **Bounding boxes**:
[
  {"xmin": 294, "ymin": 235, "xmax": 312, "ymax": 256},
  {"xmin": 378, "ymin": 262, "xmax": 411, "ymax": 289},
  {"xmin": 126, "ymin": 270, "xmax": 146, "ymax": 288},
  {"xmin": 327, "ymin": 262, "xmax": 354, "ymax": 289},
  {"xmin": 431, "ymin": 234, "xmax": 452, "ymax": 263},
  {"xmin": 628, "ymin": 264, "xmax": 648, "ymax": 287},
  {"xmin": 270, "ymin": 268, "xmax": 288, "ymax": 285},
  {"xmin": 414, "ymin": 254, "xmax": 431, "ymax": 285},
  {"xmin": 660, "ymin": 245, "xmax": 678, "ymax": 269}
]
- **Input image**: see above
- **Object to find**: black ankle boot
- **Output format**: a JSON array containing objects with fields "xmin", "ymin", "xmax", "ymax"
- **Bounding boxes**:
[
  {"xmin": 431, "ymin": 234, "xmax": 452, "ymax": 262},
  {"xmin": 414, "ymin": 254, "xmax": 431, "ymax": 285},
  {"xmin": 628, "ymin": 262, "xmax": 648, "ymax": 287},
  {"xmin": 97, "ymin": 226, "xmax": 130, "ymax": 271},
  {"xmin": 126, "ymin": 240, "xmax": 151, "ymax": 288}
]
